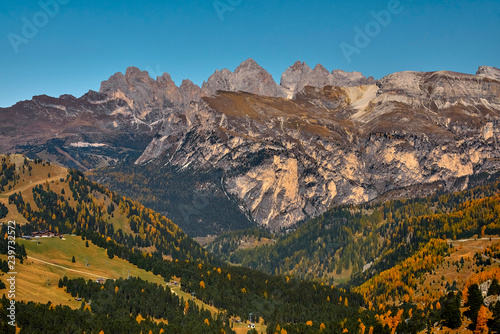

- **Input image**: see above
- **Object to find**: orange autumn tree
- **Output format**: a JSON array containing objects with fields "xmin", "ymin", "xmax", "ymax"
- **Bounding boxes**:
[
  {"xmin": 358, "ymin": 321, "xmax": 366, "ymax": 334},
  {"xmin": 474, "ymin": 306, "xmax": 489, "ymax": 334},
  {"xmin": 136, "ymin": 314, "xmax": 145, "ymax": 323}
]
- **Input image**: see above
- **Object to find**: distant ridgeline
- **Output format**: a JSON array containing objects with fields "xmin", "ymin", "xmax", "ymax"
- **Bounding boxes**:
[{"xmin": 213, "ymin": 171, "xmax": 500, "ymax": 283}]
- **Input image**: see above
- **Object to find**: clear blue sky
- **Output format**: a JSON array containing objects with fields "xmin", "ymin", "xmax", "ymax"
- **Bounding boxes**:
[{"xmin": 1, "ymin": 0, "xmax": 499, "ymax": 107}]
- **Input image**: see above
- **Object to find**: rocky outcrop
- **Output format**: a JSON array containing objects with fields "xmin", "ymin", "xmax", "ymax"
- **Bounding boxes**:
[{"xmin": 477, "ymin": 66, "xmax": 500, "ymax": 82}]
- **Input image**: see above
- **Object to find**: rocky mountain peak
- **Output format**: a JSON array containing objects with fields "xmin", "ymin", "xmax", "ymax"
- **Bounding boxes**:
[
  {"xmin": 124, "ymin": 66, "xmax": 152, "ymax": 81},
  {"xmin": 179, "ymin": 79, "xmax": 201, "ymax": 104},
  {"xmin": 201, "ymin": 59, "xmax": 286, "ymax": 98},
  {"xmin": 157, "ymin": 72, "xmax": 175, "ymax": 85},
  {"xmin": 476, "ymin": 66, "xmax": 500, "ymax": 82},
  {"xmin": 312, "ymin": 63, "xmax": 330, "ymax": 75},
  {"xmin": 98, "ymin": 67, "xmax": 201, "ymax": 119},
  {"xmin": 99, "ymin": 71, "xmax": 128, "ymax": 95},
  {"xmin": 291, "ymin": 60, "xmax": 311, "ymax": 70},
  {"xmin": 280, "ymin": 61, "xmax": 313, "ymax": 98},
  {"xmin": 234, "ymin": 58, "xmax": 262, "ymax": 72}
]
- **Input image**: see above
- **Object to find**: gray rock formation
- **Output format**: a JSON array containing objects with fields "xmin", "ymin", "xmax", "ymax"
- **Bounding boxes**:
[
  {"xmin": 201, "ymin": 59, "xmax": 375, "ymax": 99},
  {"xmin": 100, "ymin": 67, "xmax": 201, "ymax": 122},
  {"xmin": 201, "ymin": 58, "xmax": 286, "ymax": 98}
]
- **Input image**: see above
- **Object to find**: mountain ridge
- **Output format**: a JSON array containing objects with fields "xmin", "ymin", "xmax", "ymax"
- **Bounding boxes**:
[{"xmin": 1, "ymin": 60, "xmax": 500, "ymax": 232}]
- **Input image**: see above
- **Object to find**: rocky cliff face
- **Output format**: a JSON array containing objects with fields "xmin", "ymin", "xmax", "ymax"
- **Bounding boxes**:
[{"xmin": 2, "ymin": 60, "xmax": 500, "ymax": 232}]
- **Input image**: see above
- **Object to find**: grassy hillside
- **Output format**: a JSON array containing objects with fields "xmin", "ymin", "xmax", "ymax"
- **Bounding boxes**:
[
  {"xmin": 0, "ymin": 235, "xmax": 166, "ymax": 308},
  {"xmin": 0, "ymin": 154, "xmax": 67, "ymax": 225},
  {"xmin": 0, "ymin": 155, "xmax": 211, "ymax": 264}
]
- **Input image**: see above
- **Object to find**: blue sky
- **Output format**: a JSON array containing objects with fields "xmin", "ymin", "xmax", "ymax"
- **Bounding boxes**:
[{"xmin": 0, "ymin": 0, "xmax": 499, "ymax": 107}]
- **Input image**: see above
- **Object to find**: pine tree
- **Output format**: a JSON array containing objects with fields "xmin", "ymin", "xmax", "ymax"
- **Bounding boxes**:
[
  {"xmin": 441, "ymin": 292, "xmax": 462, "ymax": 329},
  {"xmin": 466, "ymin": 284, "xmax": 484, "ymax": 327},
  {"xmin": 491, "ymin": 301, "xmax": 500, "ymax": 333},
  {"xmin": 465, "ymin": 284, "xmax": 483, "ymax": 328},
  {"xmin": 489, "ymin": 278, "xmax": 500, "ymax": 296}
]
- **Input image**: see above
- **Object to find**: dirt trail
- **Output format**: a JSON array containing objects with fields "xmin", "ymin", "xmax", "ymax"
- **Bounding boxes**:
[
  {"xmin": 1, "ymin": 172, "xmax": 67, "ymax": 198},
  {"xmin": 28, "ymin": 256, "xmax": 110, "ymax": 280}
]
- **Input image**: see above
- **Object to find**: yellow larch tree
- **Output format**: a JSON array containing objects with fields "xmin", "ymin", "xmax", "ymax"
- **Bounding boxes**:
[{"xmin": 474, "ymin": 305, "xmax": 489, "ymax": 334}]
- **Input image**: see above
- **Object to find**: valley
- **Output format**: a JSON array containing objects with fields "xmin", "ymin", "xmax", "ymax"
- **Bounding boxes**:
[{"xmin": 1, "ymin": 154, "xmax": 500, "ymax": 333}]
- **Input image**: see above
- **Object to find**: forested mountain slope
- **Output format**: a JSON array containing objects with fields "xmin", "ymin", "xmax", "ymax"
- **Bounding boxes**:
[{"xmin": 210, "ymin": 172, "xmax": 500, "ymax": 284}]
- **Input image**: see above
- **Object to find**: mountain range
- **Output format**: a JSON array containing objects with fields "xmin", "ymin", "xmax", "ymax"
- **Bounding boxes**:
[{"xmin": 1, "ymin": 60, "xmax": 499, "ymax": 232}]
